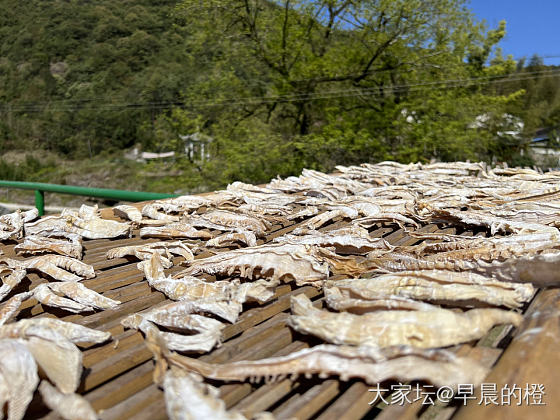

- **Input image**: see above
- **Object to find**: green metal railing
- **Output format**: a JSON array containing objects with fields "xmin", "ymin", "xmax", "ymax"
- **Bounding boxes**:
[{"xmin": 0, "ymin": 180, "xmax": 179, "ymax": 216}]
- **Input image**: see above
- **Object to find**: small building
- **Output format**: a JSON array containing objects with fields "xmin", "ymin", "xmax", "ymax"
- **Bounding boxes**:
[
  {"xmin": 179, "ymin": 132, "xmax": 213, "ymax": 162},
  {"xmin": 529, "ymin": 127, "xmax": 560, "ymax": 168}
]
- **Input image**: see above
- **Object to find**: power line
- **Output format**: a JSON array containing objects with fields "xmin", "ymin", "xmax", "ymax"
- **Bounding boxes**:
[{"xmin": 2, "ymin": 68, "xmax": 560, "ymax": 113}]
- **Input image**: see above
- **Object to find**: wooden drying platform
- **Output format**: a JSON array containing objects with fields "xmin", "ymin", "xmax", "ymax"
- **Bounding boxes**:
[{"xmin": 1, "ymin": 206, "xmax": 558, "ymax": 420}]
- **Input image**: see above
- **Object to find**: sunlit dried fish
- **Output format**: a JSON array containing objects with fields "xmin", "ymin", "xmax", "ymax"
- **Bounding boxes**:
[
  {"xmin": 0, "ymin": 339, "xmax": 39, "ymax": 420},
  {"xmin": 414, "ymin": 231, "xmax": 560, "ymax": 258},
  {"xmin": 14, "ymin": 234, "xmax": 83, "ymax": 259},
  {"xmin": 149, "ymin": 195, "xmax": 214, "ymax": 214},
  {"xmin": 107, "ymin": 241, "xmax": 194, "ymax": 267},
  {"xmin": 353, "ymin": 212, "xmax": 420, "ymax": 229},
  {"xmin": 142, "ymin": 203, "xmax": 182, "ymax": 222},
  {"xmin": 68, "ymin": 214, "xmax": 132, "ymax": 239},
  {"xmin": 0, "ymin": 265, "xmax": 27, "ymax": 301},
  {"xmin": 324, "ymin": 287, "xmax": 438, "ymax": 314},
  {"xmin": 113, "ymin": 204, "xmax": 143, "ymax": 223},
  {"xmin": 0, "ymin": 208, "xmax": 39, "ymax": 241},
  {"xmin": 198, "ymin": 210, "xmax": 270, "ymax": 237},
  {"xmin": 38, "ymin": 381, "xmax": 98, "ymax": 420},
  {"xmin": 292, "ymin": 208, "xmax": 358, "ymax": 233},
  {"xmin": 0, "ymin": 292, "xmax": 32, "ymax": 326},
  {"xmin": 46, "ymin": 282, "xmax": 120, "ymax": 310},
  {"xmin": 311, "ymin": 247, "xmax": 376, "ymax": 278},
  {"xmin": 140, "ymin": 254, "xmax": 278, "ymax": 308},
  {"xmin": 286, "ymin": 206, "xmax": 319, "ymax": 220},
  {"xmin": 178, "ymin": 244, "xmax": 328, "ymax": 284},
  {"xmin": 61, "ymin": 204, "xmax": 99, "ymax": 219},
  {"xmin": 0, "ymin": 317, "xmax": 111, "ymax": 344},
  {"xmin": 33, "ymin": 283, "xmax": 93, "ymax": 313},
  {"xmin": 274, "ymin": 226, "xmax": 392, "ymax": 254},
  {"xmin": 328, "ymin": 270, "xmax": 534, "ymax": 309},
  {"xmin": 24, "ymin": 333, "xmax": 82, "ymax": 394},
  {"xmin": 237, "ymin": 202, "xmax": 292, "ymax": 216},
  {"xmin": 125, "ymin": 297, "xmax": 242, "ymax": 325},
  {"xmin": 367, "ymin": 251, "xmax": 482, "ymax": 272},
  {"xmin": 123, "ymin": 307, "xmax": 224, "ymax": 334},
  {"xmin": 140, "ymin": 223, "xmax": 213, "ymax": 240},
  {"xmin": 289, "ymin": 294, "xmax": 523, "ymax": 348},
  {"xmin": 474, "ymin": 251, "xmax": 560, "ymax": 287},
  {"xmin": 163, "ymin": 367, "xmax": 270, "ymax": 420},
  {"xmin": 425, "ymin": 206, "xmax": 557, "ymax": 234},
  {"xmin": 25, "ymin": 211, "xmax": 131, "ymax": 239},
  {"xmin": 23, "ymin": 255, "xmax": 95, "ymax": 281},
  {"xmin": 207, "ymin": 231, "xmax": 257, "ymax": 248},
  {"xmin": 131, "ymin": 317, "xmax": 224, "ymax": 353},
  {"xmin": 160, "ymin": 340, "xmax": 488, "ymax": 389}
]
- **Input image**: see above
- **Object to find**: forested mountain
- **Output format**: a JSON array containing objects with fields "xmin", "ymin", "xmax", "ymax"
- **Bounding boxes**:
[
  {"xmin": 1, "ymin": 0, "xmax": 560, "ymax": 193},
  {"xmin": 0, "ymin": 0, "xmax": 189, "ymax": 156}
]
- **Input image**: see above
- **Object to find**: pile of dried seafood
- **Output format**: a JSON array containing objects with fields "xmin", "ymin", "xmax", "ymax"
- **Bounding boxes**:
[
  {"xmin": 2, "ymin": 161, "xmax": 560, "ymax": 419},
  {"xmin": 112, "ymin": 161, "xmax": 559, "ymax": 418}
]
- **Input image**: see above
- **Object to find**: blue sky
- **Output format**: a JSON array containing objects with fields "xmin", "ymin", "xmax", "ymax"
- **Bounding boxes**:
[{"xmin": 468, "ymin": 0, "xmax": 560, "ymax": 65}]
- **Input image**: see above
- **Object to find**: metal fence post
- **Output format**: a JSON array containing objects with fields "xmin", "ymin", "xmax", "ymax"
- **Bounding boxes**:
[{"xmin": 34, "ymin": 190, "xmax": 45, "ymax": 216}]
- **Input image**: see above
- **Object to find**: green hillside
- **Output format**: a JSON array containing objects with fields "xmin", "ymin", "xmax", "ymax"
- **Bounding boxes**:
[{"xmin": 1, "ymin": 0, "xmax": 560, "ymax": 195}]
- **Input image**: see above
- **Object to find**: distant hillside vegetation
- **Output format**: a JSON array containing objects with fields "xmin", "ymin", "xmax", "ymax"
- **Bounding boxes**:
[
  {"xmin": 2, "ymin": 0, "xmax": 560, "ymax": 192},
  {"xmin": 0, "ymin": 0, "xmax": 188, "ymax": 155}
]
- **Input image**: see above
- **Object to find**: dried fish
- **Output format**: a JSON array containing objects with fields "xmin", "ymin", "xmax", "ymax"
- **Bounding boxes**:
[
  {"xmin": 161, "ymin": 341, "xmax": 488, "ymax": 389},
  {"xmin": 23, "ymin": 255, "xmax": 95, "ymax": 282},
  {"xmin": 33, "ymin": 283, "xmax": 94, "ymax": 313},
  {"xmin": 286, "ymin": 206, "xmax": 319, "ymax": 220},
  {"xmin": 46, "ymin": 282, "xmax": 120, "ymax": 310},
  {"xmin": 0, "ymin": 317, "xmax": 111, "ymax": 344},
  {"xmin": 163, "ymin": 367, "xmax": 259, "ymax": 420},
  {"xmin": 142, "ymin": 203, "xmax": 182, "ymax": 222},
  {"xmin": 67, "ymin": 214, "xmax": 132, "ymax": 239},
  {"xmin": 139, "ymin": 254, "xmax": 277, "ymax": 319},
  {"xmin": 124, "ymin": 298, "xmax": 241, "ymax": 325},
  {"xmin": 148, "ymin": 196, "xmax": 214, "ymax": 214},
  {"xmin": 288, "ymin": 294, "xmax": 523, "ymax": 348},
  {"xmin": 0, "ymin": 208, "xmax": 39, "ymax": 241},
  {"xmin": 292, "ymin": 208, "xmax": 357, "ymax": 233},
  {"xmin": 207, "ymin": 231, "xmax": 257, "ymax": 248},
  {"xmin": 474, "ymin": 251, "xmax": 560, "ymax": 287},
  {"xmin": 312, "ymin": 247, "xmax": 375, "ymax": 278},
  {"xmin": 140, "ymin": 223, "xmax": 213, "ymax": 240},
  {"xmin": 0, "ymin": 339, "xmax": 39, "ymax": 420},
  {"xmin": 324, "ymin": 287, "xmax": 438, "ymax": 313},
  {"xmin": 131, "ymin": 317, "xmax": 224, "ymax": 353},
  {"xmin": 62, "ymin": 204, "xmax": 99, "ymax": 219},
  {"xmin": 14, "ymin": 234, "xmax": 83, "ymax": 259},
  {"xmin": 409, "ymin": 231, "xmax": 559, "ymax": 255},
  {"xmin": 38, "ymin": 381, "xmax": 98, "ymax": 420},
  {"xmin": 177, "ymin": 244, "xmax": 328, "ymax": 284},
  {"xmin": 425, "ymin": 206, "xmax": 556, "ymax": 234},
  {"xmin": 113, "ymin": 204, "xmax": 143, "ymax": 223},
  {"xmin": 353, "ymin": 212, "xmax": 419, "ymax": 229},
  {"xmin": 25, "ymin": 211, "xmax": 131, "ymax": 239},
  {"xmin": 0, "ymin": 292, "xmax": 32, "ymax": 326},
  {"xmin": 107, "ymin": 241, "xmax": 194, "ymax": 267},
  {"xmin": 0, "ymin": 266, "xmax": 27, "ymax": 301},
  {"xmin": 327, "ymin": 270, "xmax": 534, "ymax": 309},
  {"xmin": 199, "ymin": 210, "xmax": 270, "ymax": 237},
  {"xmin": 24, "ymin": 333, "xmax": 82, "ymax": 393},
  {"xmin": 274, "ymin": 226, "xmax": 392, "ymax": 254},
  {"xmin": 123, "ymin": 309, "xmax": 224, "ymax": 335},
  {"xmin": 237, "ymin": 202, "xmax": 292, "ymax": 216}
]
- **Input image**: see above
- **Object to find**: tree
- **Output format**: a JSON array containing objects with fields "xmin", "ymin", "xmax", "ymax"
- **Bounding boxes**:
[{"xmin": 171, "ymin": 0, "xmax": 523, "ymax": 175}]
